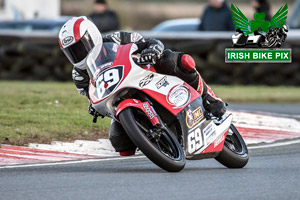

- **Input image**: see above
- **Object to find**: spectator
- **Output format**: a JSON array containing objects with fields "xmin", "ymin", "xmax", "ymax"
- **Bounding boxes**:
[
  {"xmin": 250, "ymin": 0, "xmax": 271, "ymax": 21},
  {"xmin": 199, "ymin": 0, "xmax": 234, "ymax": 31},
  {"xmin": 89, "ymin": 0, "xmax": 120, "ymax": 33}
]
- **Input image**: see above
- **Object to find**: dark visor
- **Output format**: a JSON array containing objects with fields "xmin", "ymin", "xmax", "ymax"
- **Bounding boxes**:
[{"xmin": 63, "ymin": 31, "xmax": 95, "ymax": 64}]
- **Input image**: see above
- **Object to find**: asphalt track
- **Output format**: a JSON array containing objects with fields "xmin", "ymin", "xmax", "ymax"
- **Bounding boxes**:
[
  {"xmin": 0, "ymin": 143, "xmax": 299, "ymax": 200},
  {"xmin": 0, "ymin": 104, "xmax": 299, "ymax": 200},
  {"xmin": 228, "ymin": 103, "xmax": 300, "ymax": 116}
]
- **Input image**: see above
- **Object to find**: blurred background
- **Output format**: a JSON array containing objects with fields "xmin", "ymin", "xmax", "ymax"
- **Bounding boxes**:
[{"xmin": 0, "ymin": 0, "xmax": 299, "ymax": 85}]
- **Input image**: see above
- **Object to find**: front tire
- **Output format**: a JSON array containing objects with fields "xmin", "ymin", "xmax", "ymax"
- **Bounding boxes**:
[
  {"xmin": 119, "ymin": 108, "xmax": 185, "ymax": 172},
  {"xmin": 215, "ymin": 124, "xmax": 249, "ymax": 168}
]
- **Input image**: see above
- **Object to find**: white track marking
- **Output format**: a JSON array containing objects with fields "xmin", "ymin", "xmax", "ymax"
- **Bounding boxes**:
[
  {"xmin": 0, "ymin": 155, "xmax": 146, "ymax": 169},
  {"xmin": 230, "ymin": 110, "xmax": 300, "ymax": 133},
  {"xmin": 248, "ymin": 139, "xmax": 300, "ymax": 149},
  {"xmin": 1, "ymin": 140, "xmax": 300, "ymax": 169}
]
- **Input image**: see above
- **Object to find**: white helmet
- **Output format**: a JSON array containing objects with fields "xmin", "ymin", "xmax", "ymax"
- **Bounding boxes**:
[{"xmin": 58, "ymin": 16, "xmax": 102, "ymax": 68}]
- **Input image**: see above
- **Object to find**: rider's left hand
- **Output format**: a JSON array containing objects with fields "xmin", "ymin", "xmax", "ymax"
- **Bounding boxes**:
[{"xmin": 88, "ymin": 103, "xmax": 96, "ymax": 116}]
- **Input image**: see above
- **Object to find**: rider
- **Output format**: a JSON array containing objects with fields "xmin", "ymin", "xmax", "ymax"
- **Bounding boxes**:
[{"xmin": 58, "ymin": 16, "xmax": 226, "ymax": 156}]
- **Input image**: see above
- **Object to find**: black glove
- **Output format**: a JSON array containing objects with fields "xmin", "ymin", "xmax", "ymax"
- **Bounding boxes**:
[
  {"xmin": 140, "ymin": 44, "xmax": 164, "ymax": 64},
  {"xmin": 88, "ymin": 103, "xmax": 96, "ymax": 116}
]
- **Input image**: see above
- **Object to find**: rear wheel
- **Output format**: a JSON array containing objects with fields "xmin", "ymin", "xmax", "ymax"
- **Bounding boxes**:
[
  {"xmin": 119, "ymin": 107, "xmax": 185, "ymax": 172},
  {"xmin": 215, "ymin": 124, "xmax": 249, "ymax": 168}
]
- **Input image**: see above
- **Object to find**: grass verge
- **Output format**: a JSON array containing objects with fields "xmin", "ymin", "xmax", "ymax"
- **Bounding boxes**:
[
  {"xmin": 0, "ymin": 81, "xmax": 111, "ymax": 146},
  {"xmin": 212, "ymin": 85, "xmax": 300, "ymax": 103},
  {"xmin": 0, "ymin": 81, "xmax": 299, "ymax": 146}
]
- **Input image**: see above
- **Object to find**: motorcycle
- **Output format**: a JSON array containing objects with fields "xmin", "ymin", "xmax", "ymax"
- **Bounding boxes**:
[
  {"xmin": 87, "ymin": 42, "xmax": 249, "ymax": 172},
  {"xmin": 265, "ymin": 26, "xmax": 289, "ymax": 48}
]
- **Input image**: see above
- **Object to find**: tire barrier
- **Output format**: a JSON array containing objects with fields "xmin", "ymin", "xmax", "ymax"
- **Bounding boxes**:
[{"xmin": 1, "ymin": 30, "xmax": 300, "ymax": 85}]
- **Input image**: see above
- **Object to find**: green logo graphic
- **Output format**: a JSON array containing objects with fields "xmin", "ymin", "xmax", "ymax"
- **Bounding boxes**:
[
  {"xmin": 226, "ymin": 3, "xmax": 291, "ymax": 63},
  {"xmin": 231, "ymin": 3, "xmax": 288, "ymax": 35}
]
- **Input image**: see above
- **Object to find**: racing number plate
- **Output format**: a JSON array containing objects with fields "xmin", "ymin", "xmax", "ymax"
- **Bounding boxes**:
[{"xmin": 94, "ymin": 66, "xmax": 124, "ymax": 100}]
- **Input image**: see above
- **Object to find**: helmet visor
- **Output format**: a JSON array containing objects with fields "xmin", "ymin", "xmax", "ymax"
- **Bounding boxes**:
[{"xmin": 62, "ymin": 31, "xmax": 95, "ymax": 64}]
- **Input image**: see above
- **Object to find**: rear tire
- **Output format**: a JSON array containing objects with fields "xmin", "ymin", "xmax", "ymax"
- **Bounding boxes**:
[
  {"xmin": 215, "ymin": 124, "xmax": 249, "ymax": 168},
  {"xmin": 119, "ymin": 108, "xmax": 185, "ymax": 172}
]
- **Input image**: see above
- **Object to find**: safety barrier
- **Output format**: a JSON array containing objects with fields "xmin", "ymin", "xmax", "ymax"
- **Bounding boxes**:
[{"xmin": 1, "ymin": 30, "xmax": 300, "ymax": 85}]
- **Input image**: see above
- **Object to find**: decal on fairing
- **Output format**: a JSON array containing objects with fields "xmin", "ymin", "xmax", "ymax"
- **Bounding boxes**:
[
  {"xmin": 187, "ymin": 125, "xmax": 204, "ymax": 154},
  {"xmin": 214, "ymin": 134, "xmax": 225, "ymax": 148},
  {"xmin": 94, "ymin": 65, "xmax": 124, "ymax": 100},
  {"xmin": 167, "ymin": 85, "xmax": 190, "ymax": 108},
  {"xmin": 185, "ymin": 106, "xmax": 204, "ymax": 128},
  {"xmin": 203, "ymin": 122, "xmax": 217, "ymax": 146},
  {"xmin": 155, "ymin": 76, "xmax": 169, "ymax": 89},
  {"xmin": 186, "ymin": 121, "xmax": 217, "ymax": 155},
  {"xmin": 139, "ymin": 73, "xmax": 154, "ymax": 88}
]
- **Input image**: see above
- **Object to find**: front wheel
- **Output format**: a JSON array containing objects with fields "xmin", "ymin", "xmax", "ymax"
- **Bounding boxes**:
[
  {"xmin": 215, "ymin": 124, "xmax": 249, "ymax": 168},
  {"xmin": 119, "ymin": 108, "xmax": 185, "ymax": 172}
]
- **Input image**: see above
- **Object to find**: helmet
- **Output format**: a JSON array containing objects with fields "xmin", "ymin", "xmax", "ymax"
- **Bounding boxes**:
[
  {"xmin": 283, "ymin": 24, "xmax": 289, "ymax": 33},
  {"xmin": 58, "ymin": 16, "xmax": 102, "ymax": 68}
]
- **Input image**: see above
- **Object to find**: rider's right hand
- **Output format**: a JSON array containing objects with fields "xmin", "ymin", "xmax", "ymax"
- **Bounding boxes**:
[{"xmin": 140, "ymin": 44, "xmax": 164, "ymax": 65}]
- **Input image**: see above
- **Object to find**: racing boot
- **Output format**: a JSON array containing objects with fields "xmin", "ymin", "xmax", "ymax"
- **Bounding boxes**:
[
  {"xmin": 178, "ymin": 54, "xmax": 227, "ymax": 118},
  {"xmin": 109, "ymin": 119, "xmax": 137, "ymax": 156}
]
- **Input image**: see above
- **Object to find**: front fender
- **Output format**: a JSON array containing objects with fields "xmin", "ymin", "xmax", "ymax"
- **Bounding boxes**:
[{"xmin": 116, "ymin": 99, "xmax": 160, "ymax": 126}]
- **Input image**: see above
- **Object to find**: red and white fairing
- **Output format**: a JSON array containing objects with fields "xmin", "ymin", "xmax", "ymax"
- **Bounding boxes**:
[{"xmin": 87, "ymin": 43, "xmax": 198, "ymax": 118}]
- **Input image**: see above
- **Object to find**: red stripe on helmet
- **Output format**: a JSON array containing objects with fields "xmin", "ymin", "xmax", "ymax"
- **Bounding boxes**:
[
  {"xmin": 58, "ymin": 39, "xmax": 63, "ymax": 48},
  {"xmin": 73, "ymin": 18, "xmax": 84, "ymax": 42}
]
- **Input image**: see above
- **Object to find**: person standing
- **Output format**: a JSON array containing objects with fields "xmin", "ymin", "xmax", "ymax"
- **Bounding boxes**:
[
  {"xmin": 89, "ymin": 0, "xmax": 120, "ymax": 32},
  {"xmin": 250, "ymin": 0, "xmax": 271, "ymax": 21},
  {"xmin": 198, "ymin": 0, "xmax": 234, "ymax": 31}
]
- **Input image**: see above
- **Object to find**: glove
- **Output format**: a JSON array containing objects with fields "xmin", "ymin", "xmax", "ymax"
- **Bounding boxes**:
[
  {"xmin": 88, "ymin": 103, "xmax": 96, "ymax": 116},
  {"xmin": 140, "ymin": 44, "xmax": 164, "ymax": 64}
]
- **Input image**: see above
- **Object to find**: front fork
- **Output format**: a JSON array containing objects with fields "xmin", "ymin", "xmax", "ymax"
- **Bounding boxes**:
[{"xmin": 136, "ymin": 93, "xmax": 181, "ymax": 148}]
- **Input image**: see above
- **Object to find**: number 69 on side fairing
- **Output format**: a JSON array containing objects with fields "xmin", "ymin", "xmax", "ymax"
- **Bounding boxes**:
[{"xmin": 87, "ymin": 42, "xmax": 249, "ymax": 172}]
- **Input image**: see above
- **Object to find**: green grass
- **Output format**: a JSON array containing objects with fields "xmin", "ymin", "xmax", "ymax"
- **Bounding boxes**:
[
  {"xmin": 0, "ymin": 81, "xmax": 111, "ymax": 146},
  {"xmin": 212, "ymin": 85, "xmax": 300, "ymax": 103},
  {"xmin": 0, "ymin": 81, "xmax": 299, "ymax": 146}
]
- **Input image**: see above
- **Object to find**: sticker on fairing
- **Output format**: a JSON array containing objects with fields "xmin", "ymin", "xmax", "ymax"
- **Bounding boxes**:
[
  {"xmin": 94, "ymin": 66, "xmax": 124, "ymax": 100},
  {"xmin": 185, "ymin": 106, "xmax": 204, "ymax": 128},
  {"xmin": 187, "ymin": 125, "xmax": 204, "ymax": 154},
  {"xmin": 203, "ymin": 122, "xmax": 216, "ymax": 146},
  {"xmin": 139, "ymin": 73, "xmax": 154, "ymax": 88},
  {"xmin": 167, "ymin": 85, "xmax": 190, "ymax": 108},
  {"xmin": 155, "ymin": 76, "xmax": 169, "ymax": 89}
]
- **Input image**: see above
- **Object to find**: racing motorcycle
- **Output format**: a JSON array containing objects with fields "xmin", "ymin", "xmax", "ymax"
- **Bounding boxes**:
[{"xmin": 87, "ymin": 42, "xmax": 249, "ymax": 172}]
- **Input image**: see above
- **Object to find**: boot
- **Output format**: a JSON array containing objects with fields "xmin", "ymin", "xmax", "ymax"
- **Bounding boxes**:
[{"xmin": 179, "ymin": 54, "xmax": 227, "ymax": 118}]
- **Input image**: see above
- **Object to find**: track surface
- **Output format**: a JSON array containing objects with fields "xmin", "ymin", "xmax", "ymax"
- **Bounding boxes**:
[
  {"xmin": 0, "ymin": 104, "xmax": 299, "ymax": 199},
  {"xmin": 0, "ymin": 143, "xmax": 300, "ymax": 200},
  {"xmin": 229, "ymin": 103, "xmax": 300, "ymax": 116}
]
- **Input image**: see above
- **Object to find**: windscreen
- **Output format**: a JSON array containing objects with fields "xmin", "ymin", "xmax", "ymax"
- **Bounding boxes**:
[{"xmin": 87, "ymin": 42, "xmax": 119, "ymax": 79}]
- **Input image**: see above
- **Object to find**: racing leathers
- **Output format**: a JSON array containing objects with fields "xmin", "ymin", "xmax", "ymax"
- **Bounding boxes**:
[{"xmin": 71, "ymin": 31, "xmax": 226, "ymax": 155}]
